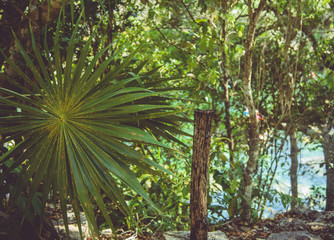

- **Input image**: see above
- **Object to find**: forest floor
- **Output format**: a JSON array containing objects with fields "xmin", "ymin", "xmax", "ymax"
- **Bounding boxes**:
[
  {"xmin": 110, "ymin": 208, "xmax": 334, "ymax": 240},
  {"xmin": 107, "ymin": 209, "xmax": 334, "ymax": 240},
  {"xmin": 2, "ymin": 205, "xmax": 334, "ymax": 239},
  {"xmin": 207, "ymin": 209, "xmax": 334, "ymax": 240},
  {"xmin": 53, "ymin": 206, "xmax": 334, "ymax": 240}
]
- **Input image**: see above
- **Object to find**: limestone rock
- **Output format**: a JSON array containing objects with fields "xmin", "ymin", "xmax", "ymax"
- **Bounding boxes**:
[
  {"xmin": 315, "ymin": 210, "xmax": 334, "ymax": 222},
  {"xmin": 278, "ymin": 218, "xmax": 307, "ymax": 231},
  {"xmin": 267, "ymin": 231, "xmax": 322, "ymax": 240},
  {"xmin": 163, "ymin": 230, "xmax": 228, "ymax": 240},
  {"xmin": 49, "ymin": 204, "xmax": 91, "ymax": 239},
  {"xmin": 293, "ymin": 207, "xmax": 321, "ymax": 221},
  {"xmin": 101, "ymin": 228, "xmax": 113, "ymax": 236}
]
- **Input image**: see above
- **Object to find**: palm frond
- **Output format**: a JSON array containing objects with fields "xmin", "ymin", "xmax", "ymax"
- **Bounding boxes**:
[{"xmin": 0, "ymin": 13, "xmax": 189, "ymax": 238}]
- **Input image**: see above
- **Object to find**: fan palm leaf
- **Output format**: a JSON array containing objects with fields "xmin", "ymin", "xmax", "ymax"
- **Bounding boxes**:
[{"xmin": 0, "ymin": 14, "xmax": 188, "ymax": 239}]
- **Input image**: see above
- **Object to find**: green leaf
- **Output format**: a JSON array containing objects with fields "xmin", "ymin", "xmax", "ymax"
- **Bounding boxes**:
[{"xmin": 199, "ymin": 36, "xmax": 207, "ymax": 52}]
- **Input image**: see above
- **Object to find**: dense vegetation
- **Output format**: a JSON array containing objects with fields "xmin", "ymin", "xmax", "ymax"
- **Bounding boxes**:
[{"xmin": 0, "ymin": 0, "xmax": 333, "ymax": 238}]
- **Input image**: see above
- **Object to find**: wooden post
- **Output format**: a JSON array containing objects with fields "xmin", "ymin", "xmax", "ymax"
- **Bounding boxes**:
[{"xmin": 190, "ymin": 109, "xmax": 214, "ymax": 240}]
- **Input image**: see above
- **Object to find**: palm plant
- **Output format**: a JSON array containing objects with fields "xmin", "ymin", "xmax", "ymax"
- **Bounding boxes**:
[{"xmin": 0, "ymin": 14, "xmax": 188, "ymax": 238}]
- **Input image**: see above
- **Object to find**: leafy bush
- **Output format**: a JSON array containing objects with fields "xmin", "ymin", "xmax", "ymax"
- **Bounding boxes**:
[{"xmin": 305, "ymin": 186, "xmax": 326, "ymax": 210}]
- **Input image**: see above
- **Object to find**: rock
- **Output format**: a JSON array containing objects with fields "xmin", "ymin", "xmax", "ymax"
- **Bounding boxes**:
[
  {"xmin": 267, "ymin": 231, "xmax": 322, "ymax": 240},
  {"xmin": 163, "ymin": 231, "xmax": 189, "ymax": 240},
  {"xmin": 50, "ymin": 209, "xmax": 91, "ymax": 239},
  {"xmin": 163, "ymin": 231, "xmax": 228, "ymax": 240},
  {"xmin": 307, "ymin": 221, "xmax": 334, "ymax": 231},
  {"xmin": 278, "ymin": 218, "xmax": 307, "ymax": 231},
  {"xmin": 240, "ymin": 226, "xmax": 251, "ymax": 232},
  {"xmin": 294, "ymin": 206, "xmax": 312, "ymax": 216},
  {"xmin": 57, "ymin": 224, "xmax": 90, "ymax": 239},
  {"xmin": 207, "ymin": 231, "xmax": 229, "ymax": 240},
  {"xmin": 306, "ymin": 222, "xmax": 334, "ymax": 239},
  {"xmin": 293, "ymin": 207, "xmax": 321, "ymax": 221},
  {"xmin": 101, "ymin": 228, "xmax": 113, "ymax": 236},
  {"xmin": 314, "ymin": 211, "xmax": 334, "ymax": 222}
]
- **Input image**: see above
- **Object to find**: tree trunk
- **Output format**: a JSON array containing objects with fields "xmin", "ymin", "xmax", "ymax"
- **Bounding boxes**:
[
  {"xmin": 219, "ymin": 2, "xmax": 234, "ymax": 163},
  {"xmin": 241, "ymin": 0, "xmax": 266, "ymax": 220},
  {"xmin": 190, "ymin": 109, "xmax": 214, "ymax": 240},
  {"xmin": 323, "ymin": 124, "xmax": 334, "ymax": 211},
  {"xmin": 3, "ymin": 0, "xmax": 64, "ymax": 84},
  {"xmin": 289, "ymin": 129, "xmax": 298, "ymax": 210}
]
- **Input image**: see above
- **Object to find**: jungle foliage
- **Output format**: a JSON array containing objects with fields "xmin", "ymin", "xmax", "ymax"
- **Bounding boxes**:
[{"xmin": 0, "ymin": 0, "xmax": 333, "ymax": 238}]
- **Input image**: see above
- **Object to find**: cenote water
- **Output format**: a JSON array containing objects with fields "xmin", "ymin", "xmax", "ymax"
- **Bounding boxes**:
[
  {"xmin": 266, "ymin": 140, "xmax": 326, "ymax": 217},
  {"xmin": 208, "ymin": 138, "xmax": 326, "ymax": 222}
]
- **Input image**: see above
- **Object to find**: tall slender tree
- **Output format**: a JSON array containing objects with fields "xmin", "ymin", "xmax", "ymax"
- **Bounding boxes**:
[{"xmin": 241, "ymin": 0, "xmax": 266, "ymax": 220}]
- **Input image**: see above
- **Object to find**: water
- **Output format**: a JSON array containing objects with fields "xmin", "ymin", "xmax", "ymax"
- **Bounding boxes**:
[
  {"xmin": 264, "ymin": 140, "xmax": 326, "ymax": 218},
  {"xmin": 209, "ymin": 138, "xmax": 327, "ymax": 221}
]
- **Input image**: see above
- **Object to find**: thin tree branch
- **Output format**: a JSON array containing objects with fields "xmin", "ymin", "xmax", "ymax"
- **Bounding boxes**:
[
  {"xmin": 180, "ymin": 0, "xmax": 201, "ymax": 26},
  {"xmin": 253, "ymin": 0, "xmax": 266, "ymax": 22},
  {"xmin": 154, "ymin": 26, "xmax": 208, "ymax": 69}
]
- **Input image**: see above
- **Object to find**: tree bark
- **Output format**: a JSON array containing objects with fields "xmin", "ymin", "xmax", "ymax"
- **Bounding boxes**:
[
  {"xmin": 289, "ymin": 129, "xmax": 298, "ymax": 210},
  {"xmin": 219, "ymin": 2, "xmax": 234, "ymax": 163},
  {"xmin": 304, "ymin": 122, "xmax": 334, "ymax": 211},
  {"xmin": 3, "ymin": 0, "xmax": 64, "ymax": 84},
  {"xmin": 190, "ymin": 109, "xmax": 214, "ymax": 240},
  {"xmin": 323, "ymin": 124, "xmax": 334, "ymax": 211},
  {"xmin": 241, "ymin": 0, "xmax": 266, "ymax": 220}
]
